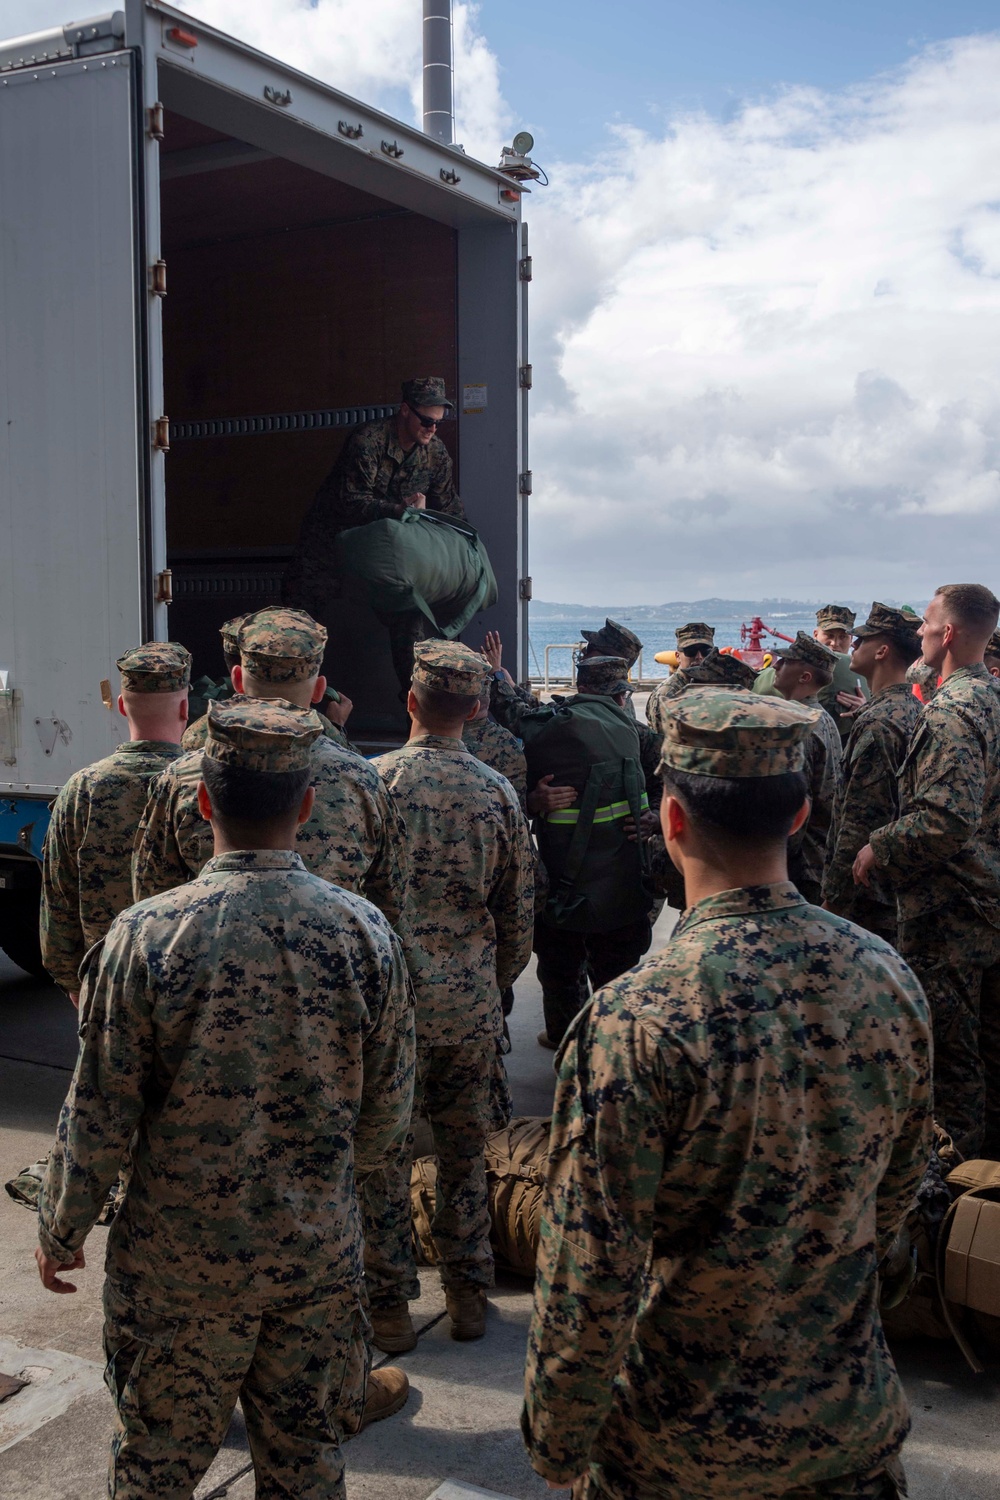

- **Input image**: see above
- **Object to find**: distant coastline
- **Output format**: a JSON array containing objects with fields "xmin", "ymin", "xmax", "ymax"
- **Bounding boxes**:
[
  {"xmin": 529, "ymin": 597, "xmax": 922, "ymax": 623},
  {"xmin": 524, "ymin": 597, "xmax": 925, "ymax": 680}
]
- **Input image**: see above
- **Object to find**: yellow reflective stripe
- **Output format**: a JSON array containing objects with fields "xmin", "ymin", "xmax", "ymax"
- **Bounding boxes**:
[{"xmin": 544, "ymin": 793, "xmax": 649, "ymax": 826}]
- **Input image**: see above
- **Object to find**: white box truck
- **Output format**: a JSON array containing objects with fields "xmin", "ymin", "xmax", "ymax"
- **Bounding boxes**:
[{"xmin": 0, "ymin": 2, "xmax": 530, "ymax": 975}]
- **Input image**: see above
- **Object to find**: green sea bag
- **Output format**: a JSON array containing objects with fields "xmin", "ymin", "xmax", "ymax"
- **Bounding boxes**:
[{"xmin": 335, "ymin": 507, "xmax": 498, "ymax": 638}]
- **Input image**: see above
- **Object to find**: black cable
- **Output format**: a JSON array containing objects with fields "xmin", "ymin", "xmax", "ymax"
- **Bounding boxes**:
[
  {"xmin": 199, "ymin": 1462, "xmax": 255, "ymax": 1499},
  {"xmin": 0, "ymin": 1053, "xmax": 73, "ymax": 1072}
]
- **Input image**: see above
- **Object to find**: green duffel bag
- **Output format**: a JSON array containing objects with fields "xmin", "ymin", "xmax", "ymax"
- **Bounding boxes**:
[{"xmin": 334, "ymin": 507, "xmax": 498, "ymax": 639}]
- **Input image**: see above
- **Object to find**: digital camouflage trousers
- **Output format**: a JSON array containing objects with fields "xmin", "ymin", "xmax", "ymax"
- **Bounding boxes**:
[
  {"xmin": 361, "ymin": 1038, "xmax": 495, "ymax": 1309},
  {"xmin": 102, "ymin": 1277, "xmax": 369, "ymax": 1499},
  {"xmin": 898, "ymin": 909, "xmax": 1000, "ymax": 1159}
]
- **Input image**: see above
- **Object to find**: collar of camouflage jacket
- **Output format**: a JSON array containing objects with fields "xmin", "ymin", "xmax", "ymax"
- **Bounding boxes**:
[
  {"xmin": 676, "ymin": 880, "xmax": 806, "ymax": 934},
  {"xmin": 119, "ymin": 739, "xmax": 184, "ymax": 754},
  {"xmin": 945, "ymin": 662, "xmax": 992, "ymax": 684},
  {"xmin": 407, "ymin": 732, "xmax": 468, "ymax": 749},
  {"xmin": 200, "ymin": 850, "xmax": 308, "ymax": 873}
]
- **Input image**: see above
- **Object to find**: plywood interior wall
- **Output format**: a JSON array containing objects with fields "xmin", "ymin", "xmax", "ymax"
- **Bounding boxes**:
[{"xmin": 161, "ymin": 124, "xmax": 458, "ymax": 552}]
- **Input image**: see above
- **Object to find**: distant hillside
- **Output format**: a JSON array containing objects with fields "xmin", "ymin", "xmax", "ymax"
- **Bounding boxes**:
[{"xmin": 528, "ymin": 597, "xmax": 906, "ymax": 623}]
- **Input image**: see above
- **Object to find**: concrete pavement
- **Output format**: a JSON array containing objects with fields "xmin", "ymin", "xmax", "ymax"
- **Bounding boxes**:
[{"xmin": 1, "ymin": 927, "xmax": 998, "ymax": 1498}]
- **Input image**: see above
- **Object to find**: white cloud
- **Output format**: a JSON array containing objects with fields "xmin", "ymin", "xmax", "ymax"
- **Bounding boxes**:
[
  {"xmin": 0, "ymin": 0, "xmax": 508, "ymax": 160},
  {"xmin": 4, "ymin": 0, "xmax": 999, "ymax": 605},
  {"xmin": 528, "ymin": 36, "xmax": 1000, "ymax": 602}
]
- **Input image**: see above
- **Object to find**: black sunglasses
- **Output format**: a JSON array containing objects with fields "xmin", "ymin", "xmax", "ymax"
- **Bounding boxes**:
[
  {"xmin": 682, "ymin": 644, "xmax": 711, "ymax": 658},
  {"xmin": 410, "ymin": 408, "xmax": 442, "ymax": 428}
]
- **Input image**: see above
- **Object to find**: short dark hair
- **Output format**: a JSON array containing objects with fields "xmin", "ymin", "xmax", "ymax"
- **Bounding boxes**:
[
  {"xmin": 411, "ymin": 680, "xmax": 479, "ymax": 720},
  {"xmin": 935, "ymin": 584, "xmax": 1000, "ymax": 635},
  {"xmin": 885, "ymin": 632, "xmax": 922, "ymax": 667},
  {"xmin": 806, "ymin": 662, "xmax": 834, "ymax": 689},
  {"xmin": 662, "ymin": 767, "xmax": 808, "ymax": 845},
  {"xmin": 201, "ymin": 758, "xmax": 311, "ymax": 824}
]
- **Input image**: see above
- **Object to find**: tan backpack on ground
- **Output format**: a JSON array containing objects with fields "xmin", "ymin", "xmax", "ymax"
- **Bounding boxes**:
[{"xmin": 410, "ymin": 1116, "xmax": 551, "ymax": 1278}]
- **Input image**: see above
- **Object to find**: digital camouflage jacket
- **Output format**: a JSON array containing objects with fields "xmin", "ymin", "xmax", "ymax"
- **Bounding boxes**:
[
  {"xmin": 823, "ymin": 682, "xmax": 920, "ymax": 926},
  {"xmin": 183, "ymin": 706, "xmax": 353, "ymax": 756},
  {"xmin": 131, "ymin": 737, "xmax": 409, "ymax": 931},
  {"xmin": 869, "ymin": 663, "xmax": 1000, "ymax": 924},
  {"xmin": 462, "ymin": 715, "xmax": 528, "ymax": 811},
  {"xmin": 788, "ymin": 694, "xmax": 842, "ymax": 893},
  {"xmin": 372, "ymin": 734, "xmax": 534, "ymax": 1046},
  {"xmin": 522, "ymin": 883, "xmax": 931, "ymax": 1499},
  {"xmin": 40, "ymin": 740, "xmax": 183, "ymax": 992},
  {"xmin": 38, "ymin": 851, "xmax": 414, "ymax": 1308}
]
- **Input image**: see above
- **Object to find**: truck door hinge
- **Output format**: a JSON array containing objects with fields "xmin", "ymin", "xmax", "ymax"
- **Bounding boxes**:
[
  {"xmin": 155, "ymin": 570, "xmax": 173, "ymax": 606},
  {"xmin": 148, "ymin": 102, "xmax": 164, "ymax": 140},
  {"xmin": 150, "ymin": 260, "xmax": 167, "ymax": 297},
  {"xmin": 519, "ymin": 470, "xmax": 533, "ymax": 495},
  {"xmin": 519, "ymin": 363, "xmax": 532, "ymax": 389},
  {"xmin": 153, "ymin": 416, "xmax": 170, "ymax": 452},
  {"xmin": 519, "ymin": 576, "xmax": 533, "ymax": 602},
  {"xmin": 519, "ymin": 256, "xmax": 533, "ymax": 281}
]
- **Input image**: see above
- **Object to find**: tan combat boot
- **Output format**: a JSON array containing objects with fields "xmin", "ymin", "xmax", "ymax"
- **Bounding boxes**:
[
  {"xmin": 445, "ymin": 1286, "xmax": 487, "ymax": 1340},
  {"xmin": 371, "ymin": 1304, "xmax": 417, "ymax": 1353},
  {"xmin": 359, "ymin": 1366, "xmax": 410, "ymax": 1429}
]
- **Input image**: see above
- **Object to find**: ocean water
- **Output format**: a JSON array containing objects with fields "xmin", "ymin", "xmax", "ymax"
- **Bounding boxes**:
[{"xmin": 526, "ymin": 611, "xmax": 824, "ymax": 681}]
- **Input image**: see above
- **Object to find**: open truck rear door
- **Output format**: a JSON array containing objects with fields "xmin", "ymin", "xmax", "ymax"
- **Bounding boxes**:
[
  {"xmin": 0, "ymin": 22, "xmax": 149, "ymax": 794},
  {"xmin": 0, "ymin": 18, "xmax": 148, "ymax": 971}
]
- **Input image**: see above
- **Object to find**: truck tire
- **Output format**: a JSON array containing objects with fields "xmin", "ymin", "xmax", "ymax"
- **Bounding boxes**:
[{"xmin": 0, "ymin": 892, "xmax": 48, "ymax": 981}]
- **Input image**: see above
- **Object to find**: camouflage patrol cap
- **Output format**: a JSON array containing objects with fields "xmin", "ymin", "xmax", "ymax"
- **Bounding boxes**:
[
  {"xmin": 676, "ymin": 622, "xmax": 715, "ymax": 650},
  {"xmin": 986, "ymin": 629, "xmax": 1000, "ymax": 662},
  {"xmin": 577, "ymin": 655, "xmax": 630, "ymax": 696},
  {"xmin": 204, "ymin": 698, "xmax": 323, "ymax": 773},
  {"xmin": 659, "ymin": 688, "xmax": 820, "ymax": 779},
  {"xmin": 411, "ymin": 640, "xmax": 490, "ymax": 696},
  {"xmin": 401, "ymin": 376, "xmax": 454, "ymax": 412},
  {"xmin": 116, "ymin": 641, "xmax": 191, "ymax": 693},
  {"xmin": 815, "ymin": 604, "xmax": 856, "ymax": 630},
  {"xmin": 580, "ymin": 618, "xmax": 642, "ymax": 668},
  {"xmin": 220, "ymin": 613, "xmax": 251, "ymax": 662},
  {"xmin": 774, "ymin": 631, "xmax": 839, "ymax": 671},
  {"xmin": 686, "ymin": 649, "xmax": 758, "ymax": 691},
  {"xmin": 237, "ymin": 608, "xmax": 327, "ymax": 683},
  {"xmin": 854, "ymin": 601, "xmax": 923, "ymax": 646}
]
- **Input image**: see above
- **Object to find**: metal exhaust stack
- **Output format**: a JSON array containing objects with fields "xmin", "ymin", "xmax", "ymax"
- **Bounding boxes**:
[{"xmin": 422, "ymin": 0, "xmax": 453, "ymax": 144}]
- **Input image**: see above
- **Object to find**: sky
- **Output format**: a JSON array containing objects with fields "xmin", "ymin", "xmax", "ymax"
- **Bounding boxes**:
[{"xmin": 3, "ymin": 0, "xmax": 1000, "ymax": 604}]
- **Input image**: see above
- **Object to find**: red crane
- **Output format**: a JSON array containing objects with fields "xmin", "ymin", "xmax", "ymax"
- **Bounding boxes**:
[{"xmin": 737, "ymin": 616, "xmax": 795, "ymax": 670}]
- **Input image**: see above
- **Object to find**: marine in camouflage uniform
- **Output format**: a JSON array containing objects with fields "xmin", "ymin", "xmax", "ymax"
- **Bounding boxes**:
[
  {"xmin": 40, "ymin": 643, "xmax": 190, "ymax": 996},
  {"xmin": 644, "ymin": 653, "xmax": 758, "ymax": 909},
  {"xmin": 823, "ymin": 605, "xmax": 922, "ymax": 944},
  {"xmin": 814, "ymin": 604, "xmax": 871, "ymax": 743},
  {"xmin": 132, "ymin": 611, "xmax": 409, "ymax": 930},
  {"xmin": 984, "ymin": 627, "xmax": 1000, "ymax": 682},
  {"xmin": 773, "ymin": 632, "xmax": 843, "ymax": 905},
  {"xmin": 646, "ymin": 648, "xmax": 757, "ymax": 737},
  {"xmin": 362, "ymin": 642, "xmax": 534, "ymax": 1339},
  {"xmin": 646, "ymin": 623, "xmax": 715, "ymax": 735},
  {"xmin": 182, "ymin": 611, "xmax": 356, "ymax": 754},
  {"xmin": 521, "ymin": 689, "xmax": 932, "ymax": 1500},
  {"xmin": 462, "ymin": 712, "xmax": 528, "ymax": 810},
  {"xmin": 866, "ymin": 596, "xmax": 1000, "ymax": 1158},
  {"xmin": 462, "ymin": 707, "xmax": 533, "ymax": 1037},
  {"xmin": 37, "ymin": 701, "xmax": 415, "ymax": 1500},
  {"xmin": 283, "ymin": 377, "xmax": 464, "ymax": 692}
]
